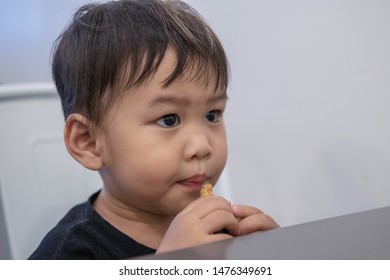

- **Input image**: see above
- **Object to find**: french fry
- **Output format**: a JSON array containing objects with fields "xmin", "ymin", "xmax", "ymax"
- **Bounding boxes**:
[{"xmin": 200, "ymin": 183, "xmax": 213, "ymax": 197}]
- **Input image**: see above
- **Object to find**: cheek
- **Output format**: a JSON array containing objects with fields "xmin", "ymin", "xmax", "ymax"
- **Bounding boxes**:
[
  {"xmin": 103, "ymin": 143, "xmax": 178, "ymax": 206},
  {"xmin": 117, "ymin": 136, "xmax": 179, "ymax": 184},
  {"xmin": 212, "ymin": 131, "xmax": 228, "ymax": 174},
  {"xmin": 134, "ymin": 150, "xmax": 177, "ymax": 181}
]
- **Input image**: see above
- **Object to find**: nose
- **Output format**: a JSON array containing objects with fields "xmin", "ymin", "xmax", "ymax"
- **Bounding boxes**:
[{"xmin": 183, "ymin": 131, "xmax": 212, "ymax": 161}]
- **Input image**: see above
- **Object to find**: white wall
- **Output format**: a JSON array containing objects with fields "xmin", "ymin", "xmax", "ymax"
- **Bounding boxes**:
[
  {"xmin": 186, "ymin": 0, "xmax": 390, "ymax": 226},
  {"xmin": 1, "ymin": 0, "xmax": 390, "ymax": 227},
  {"xmin": 0, "ymin": 0, "xmax": 84, "ymax": 83}
]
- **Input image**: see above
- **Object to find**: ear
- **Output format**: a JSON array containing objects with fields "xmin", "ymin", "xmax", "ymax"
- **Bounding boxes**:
[{"xmin": 64, "ymin": 113, "xmax": 103, "ymax": 170}]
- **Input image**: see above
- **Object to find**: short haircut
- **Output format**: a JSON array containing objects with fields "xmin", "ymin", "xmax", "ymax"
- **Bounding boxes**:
[{"xmin": 52, "ymin": 0, "xmax": 229, "ymax": 127}]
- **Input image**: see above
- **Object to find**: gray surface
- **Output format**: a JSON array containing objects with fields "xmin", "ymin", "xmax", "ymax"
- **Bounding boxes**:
[
  {"xmin": 0, "ymin": 181, "xmax": 12, "ymax": 259},
  {"xmin": 135, "ymin": 206, "xmax": 390, "ymax": 259}
]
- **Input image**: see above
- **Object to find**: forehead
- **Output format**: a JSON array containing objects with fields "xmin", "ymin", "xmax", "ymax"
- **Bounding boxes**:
[
  {"xmin": 156, "ymin": 47, "xmax": 180, "ymax": 84},
  {"xmin": 147, "ymin": 47, "xmax": 225, "ymax": 96},
  {"xmin": 125, "ymin": 53, "xmax": 224, "ymax": 102},
  {"xmin": 120, "ymin": 46, "xmax": 224, "ymax": 93}
]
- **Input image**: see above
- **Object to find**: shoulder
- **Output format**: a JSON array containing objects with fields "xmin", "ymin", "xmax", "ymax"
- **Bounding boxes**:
[
  {"xmin": 28, "ymin": 199, "xmax": 94, "ymax": 259},
  {"xmin": 29, "ymin": 191, "xmax": 156, "ymax": 259}
]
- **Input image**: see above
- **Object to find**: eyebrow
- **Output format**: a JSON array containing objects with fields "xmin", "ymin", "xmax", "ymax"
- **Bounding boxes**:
[{"xmin": 147, "ymin": 91, "xmax": 228, "ymax": 108}]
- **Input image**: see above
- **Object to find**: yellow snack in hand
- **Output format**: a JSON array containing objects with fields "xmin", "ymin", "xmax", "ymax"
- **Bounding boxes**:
[{"xmin": 200, "ymin": 183, "xmax": 213, "ymax": 197}]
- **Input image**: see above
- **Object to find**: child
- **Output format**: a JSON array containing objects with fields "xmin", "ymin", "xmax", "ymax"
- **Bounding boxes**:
[{"xmin": 29, "ymin": 0, "xmax": 279, "ymax": 259}]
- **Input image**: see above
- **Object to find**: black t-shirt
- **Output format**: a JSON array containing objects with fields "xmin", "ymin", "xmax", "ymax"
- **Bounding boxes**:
[{"xmin": 29, "ymin": 191, "xmax": 156, "ymax": 259}]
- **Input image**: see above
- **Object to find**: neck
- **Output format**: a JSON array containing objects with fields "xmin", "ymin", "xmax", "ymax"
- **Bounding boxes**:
[{"xmin": 93, "ymin": 189, "xmax": 174, "ymax": 249}]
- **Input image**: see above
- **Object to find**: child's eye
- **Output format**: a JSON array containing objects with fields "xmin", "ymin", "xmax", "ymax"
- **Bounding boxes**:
[
  {"xmin": 156, "ymin": 114, "xmax": 181, "ymax": 128},
  {"xmin": 205, "ymin": 110, "xmax": 222, "ymax": 123}
]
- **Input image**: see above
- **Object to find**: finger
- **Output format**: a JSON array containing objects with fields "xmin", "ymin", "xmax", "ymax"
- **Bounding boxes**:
[
  {"xmin": 200, "ymin": 209, "xmax": 240, "ymax": 236},
  {"xmin": 207, "ymin": 232, "xmax": 234, "ymax": 244},
  {"xmin": 237, "ymin": 213, "xmax": 280, "ymax": 235},
  {"xmin": 180, "ymin": 196, "xmax": 232, "ymax": 219},
  {"xmin": 231, "ymin": 204, "xmax": 263, "ymax": 219}
]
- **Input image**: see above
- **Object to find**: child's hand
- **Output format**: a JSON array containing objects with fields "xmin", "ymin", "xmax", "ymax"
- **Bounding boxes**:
[
  {"xmin": 156, "ymin": 196, "xmax": 240, "ymax": 254},
  {"xmin": 231, "ymin": 205, "xmax": 280, "ymax": 236}
]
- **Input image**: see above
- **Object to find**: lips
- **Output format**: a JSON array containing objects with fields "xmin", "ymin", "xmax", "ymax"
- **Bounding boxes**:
[{"xmin": 179, "ymin": 174, "xmax": 207, "ymax": 190}]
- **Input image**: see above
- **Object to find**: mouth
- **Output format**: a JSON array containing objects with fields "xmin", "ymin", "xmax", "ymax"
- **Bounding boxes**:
[{"xmin": 179, "ymin": 174, "xmax": 208, "ymax": 191}]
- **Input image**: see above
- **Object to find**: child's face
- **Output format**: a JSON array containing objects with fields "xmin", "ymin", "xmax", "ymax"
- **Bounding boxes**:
[{"xmin": 96, "ymin": 48, "xmax": 228, "ymax": 216}]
